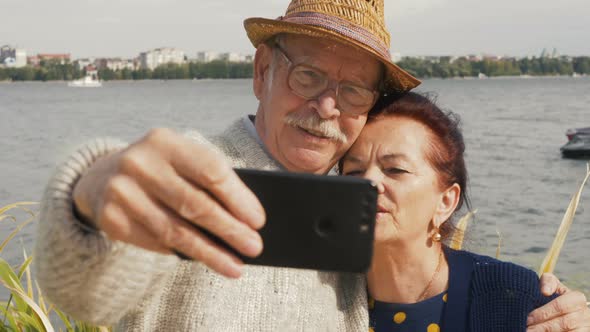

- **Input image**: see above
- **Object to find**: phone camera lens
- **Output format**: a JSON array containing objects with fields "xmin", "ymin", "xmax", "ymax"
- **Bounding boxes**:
[{"xmin": 315, "ymin": 217, "xmax": 335, "ymax": 237}]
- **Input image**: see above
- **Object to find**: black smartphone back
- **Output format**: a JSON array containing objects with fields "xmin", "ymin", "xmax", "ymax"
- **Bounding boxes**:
[{"xmin": 235, "ymin": 168, "xmax": 377, "ymax": 273}]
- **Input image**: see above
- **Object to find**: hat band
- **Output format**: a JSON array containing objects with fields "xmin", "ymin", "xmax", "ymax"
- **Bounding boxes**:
[{"xmin": 280, "ymin": 12, "xmax": 391, "ymax": 60}]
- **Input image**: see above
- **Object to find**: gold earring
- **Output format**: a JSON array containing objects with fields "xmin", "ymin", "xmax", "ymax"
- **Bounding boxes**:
[{"xmin": 432, "ymin": 227, "xmax": 442, "ymax": 242}]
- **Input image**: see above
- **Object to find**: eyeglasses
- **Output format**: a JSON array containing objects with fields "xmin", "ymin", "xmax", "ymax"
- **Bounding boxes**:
[{"xmin": 273, "ymin": 44, "xmax": 379, "ymax": 116}]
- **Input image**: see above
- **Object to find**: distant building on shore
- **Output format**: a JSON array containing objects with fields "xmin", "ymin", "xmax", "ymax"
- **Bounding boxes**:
[
  {"xmin": 96, "ymin": 58, "xmax": 136, "ymax": 71},
  {"xmin": 0, "ymin": 45, "xmax": 27, "ymax": 68},
  {"xmin": 27, "ymin": 56, "xmax": 40, "ymax": 67},
  {"xmin": 196, "ymin": 51, "xmax": 221, "ymax": 62},
  {"xmin": 220, "ymin": 52, "xmax": 246, "ymax": 62},
  {"xmin": 74, "ymin": 58, "xmax": 95, "ymax": 71},
  {"xmin": 195, "ymin": 51, "xmax": 253, "ymax": 63},
  {"xmin": 37, "ymin": 54, "xmax": 71, "ymax": 65},
  {"xmin": 139, "ymin": 47, "xmax": 185, "ymax": 70}
]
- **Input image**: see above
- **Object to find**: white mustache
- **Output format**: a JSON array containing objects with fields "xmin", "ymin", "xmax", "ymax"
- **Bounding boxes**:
[{"xmin": 284, "ymin": 113, "xmax": 348, "ymax": 144}]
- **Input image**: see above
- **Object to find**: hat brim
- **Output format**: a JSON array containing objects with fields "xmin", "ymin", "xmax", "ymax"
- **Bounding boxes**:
[{"xmin": 244, "ymin": 17, "xmax": 421, "ymax": 93}]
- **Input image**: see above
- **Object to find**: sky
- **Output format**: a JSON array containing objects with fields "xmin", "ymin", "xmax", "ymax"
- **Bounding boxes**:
[{"xmin": 1, "ymin": 0, "xmax": 589, "ymax": 59}]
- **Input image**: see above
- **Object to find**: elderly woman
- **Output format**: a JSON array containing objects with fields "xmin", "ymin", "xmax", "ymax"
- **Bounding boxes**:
[{"xmin": 340, "ymin": 92, "xmax": 556, "ymax": 331}]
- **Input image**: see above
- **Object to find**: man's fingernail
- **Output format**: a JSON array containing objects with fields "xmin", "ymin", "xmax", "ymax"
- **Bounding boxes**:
[
  {"xmin": 252, "ymin": 208, "xmax": 266, "ymax": 227},
  {"xmin": 543, "ymin": 286, "xmax": 551, "ymax": 294},
  {"xmin": 526, "ymin": 316, "xmax": 534, "ymax": 325},
  {"xmin": 226, "ymin": 261, "xmax": 243, "ymax": 278},
  {"xmin": 246, "ymin": 237, "xmax": 263, "ymax": 255}
]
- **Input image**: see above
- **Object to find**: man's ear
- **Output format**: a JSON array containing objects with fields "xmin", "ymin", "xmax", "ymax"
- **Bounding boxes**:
[
  {"xmin": 434, "ymin": 183, "xmax": 461, "ymax": 228},
  {"xmin": 253, "ymin": 43, "xmax": 273, "ymax": 100}
]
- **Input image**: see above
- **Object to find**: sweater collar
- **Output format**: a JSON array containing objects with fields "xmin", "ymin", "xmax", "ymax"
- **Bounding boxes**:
[
  {"xmin": 220, "ymin": 116, "xmax": 285, "ymax": 171},
  {"xmin": 233, "ymin": 115, "xmax": 338, "ymax": 175},
  {"xmin": 242, "ymin": 115, "xmax": 265, "ymax": 147}
]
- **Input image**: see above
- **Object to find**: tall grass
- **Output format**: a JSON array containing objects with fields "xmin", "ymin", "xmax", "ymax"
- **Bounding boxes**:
[
  {"xmin": 538, "ymin": 163, "xmax": 590, "ymax": 275},
  {"xmin": 0, "ymin": 202, "xmax": 110, "ymax": 332},
  {"xmin": 450, "ymin": 163, "xmax": 590, "ymax": 276},
  {"xmin": 449, "ymin": 209, "xmax": 477, "ymax": 250}
]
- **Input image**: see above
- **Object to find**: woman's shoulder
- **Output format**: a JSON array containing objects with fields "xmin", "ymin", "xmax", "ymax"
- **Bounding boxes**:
[
  {"xmin": 446, "ymin": 246, "xmax": 533, "ymax": 270},
  {"xmin": 445, "ymin": 247, "xmax": 543, "ymax": 298},
  {"xmin": 445, "ymin": 247, "xmax": 501, "ymax": 264}
]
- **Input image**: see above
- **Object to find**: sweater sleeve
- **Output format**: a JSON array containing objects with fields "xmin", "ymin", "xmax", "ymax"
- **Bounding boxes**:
[
  {"xmin": 468, "ymin": 260, "xmax": 556, "ymax": 332},
  {"xmin": 33, "ymin": 138, "xmax": 178, "ymax": 325}
]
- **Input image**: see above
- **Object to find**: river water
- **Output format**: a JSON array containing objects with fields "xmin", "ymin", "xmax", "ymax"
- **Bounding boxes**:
[{"xmin": 1, "ymin": 78, "xmax": 589, "ymax": 295}]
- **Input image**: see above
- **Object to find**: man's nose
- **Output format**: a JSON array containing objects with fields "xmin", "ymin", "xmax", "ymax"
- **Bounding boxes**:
[{"xmin": 313, "ymin": 88, "xmax": 340, "ymax": 119}]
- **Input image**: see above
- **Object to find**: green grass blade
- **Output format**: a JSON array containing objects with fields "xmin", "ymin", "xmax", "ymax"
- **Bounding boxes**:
[
  {"xmin": 35, "ymin": 280, "xmax": 49, "ymax": 316},
  {"xmin": 538, "ymin": 163, "xmax": 590, "ymax": 275},
  {"xmin": 20, "ymin": 250, "xmax": 34, "ymax": 299},
  {"xmin": 53, "ymin": 308, "xmax": 74, "ymax": 330},
  {"xmin": 0, "ymin": 202, "xmax": 38, "ymax": 216},
  {"xmin": 0, "ymin": 258, "xmax": 27, "ymax": 311},
  {"xmin": 449, "ymin": 209, "xmax": 477, "ymax": 250},
  {"xmin": 0, "ymin": 304, "xmax": 19, "ymax": 332},
  {"xmin": 0, "ymin": 215, "xmax": 17, "ymax": 223},
  {"xmin": 0, "ymin": 277, "xmax": 55, "ymax": 332},
  {"xmin": 0, "ymin": 217, "xmax": 34, "ymax": 255},
  {"xmin": 15, "ymin": 311, "xmax": 45, "ymax": 332}
]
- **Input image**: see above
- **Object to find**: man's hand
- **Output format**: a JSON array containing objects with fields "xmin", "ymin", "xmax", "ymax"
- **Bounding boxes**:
[
  {"xmin": 527, "ymin": 273, "xmax": 590, "ymax": 331},
  {"xmin": 73, "ymin": 128, "xmax": 266, "ymax": 278}
]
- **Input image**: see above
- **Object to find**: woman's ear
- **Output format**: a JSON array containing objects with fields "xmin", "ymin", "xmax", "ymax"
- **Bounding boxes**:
[
  {"xmin": 253, "ymin": 43, "xmax": 273, "ymax": 100},
  {"xmin": 434, "ymin": 183, "xmax": 461, "ymax": 227}
]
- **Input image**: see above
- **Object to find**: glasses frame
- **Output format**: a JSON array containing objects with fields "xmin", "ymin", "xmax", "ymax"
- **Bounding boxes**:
[{"xmin": 272, "ymin": 43, "xmax": 380, "ymax": 116}]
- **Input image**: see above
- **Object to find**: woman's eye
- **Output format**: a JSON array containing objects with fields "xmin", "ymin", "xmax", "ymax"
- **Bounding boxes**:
[
  {"xmin": 343, "ymin": 170, "xmax": 364, "ymax": 176},
  {"xmin": 385, "ymin": 168, "xmax": 408, "ymax": 175}
]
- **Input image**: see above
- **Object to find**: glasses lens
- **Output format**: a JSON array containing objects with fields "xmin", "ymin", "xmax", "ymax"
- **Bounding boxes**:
[
  {"xmin": 288, "ymin": 65, "xmax": 328, "ymax": 99},
  {"xmin": 286, "ymin": 61, "xmax": 376, "ymax": 115},
  {"xmin": 339, "ymin": 84, "xmax": 376, "ymax": 107}
]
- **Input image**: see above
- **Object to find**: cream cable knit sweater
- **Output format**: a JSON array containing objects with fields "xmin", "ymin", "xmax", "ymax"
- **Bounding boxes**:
[{"xmin": 34, "ymin": 117, "xmax": 369, "ymax": 331}]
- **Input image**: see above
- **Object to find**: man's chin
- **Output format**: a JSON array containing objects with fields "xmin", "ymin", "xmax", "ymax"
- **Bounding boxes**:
[{"xmin": 283, "ymin": 147, "xmax": 338, "ymax": 174}]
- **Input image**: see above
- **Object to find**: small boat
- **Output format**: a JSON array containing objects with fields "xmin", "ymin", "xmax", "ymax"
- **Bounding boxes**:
[
  {"xmin": 565, "ymin": 127, "xmax": 590, "ymax": 141},
  {"xmin": 68, "ymin": 67, "xmax": 102, "ymax": 87},
  {"xmin": 561, "ymin": 130, "xmax": 590, "ymax": 159}
]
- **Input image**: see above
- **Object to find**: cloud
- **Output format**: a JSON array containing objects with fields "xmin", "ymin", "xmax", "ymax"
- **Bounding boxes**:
[
  {"xmin": 389, "ymin": 0, "xmax": 446, "ymax": 14},
  {"xmin": 95, "ymin": 17, "xmax": 122, "ymax": 24}
]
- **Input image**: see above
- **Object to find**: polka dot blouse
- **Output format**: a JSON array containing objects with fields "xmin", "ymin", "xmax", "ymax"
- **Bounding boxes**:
[{"xmin": 369, "ymin": 291, "xmax": 447, "ymax": 332}]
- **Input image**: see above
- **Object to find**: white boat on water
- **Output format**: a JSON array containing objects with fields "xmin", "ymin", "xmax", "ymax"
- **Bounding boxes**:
[{"xmin": 68, "ymin": 67, "xmax": 102, "ymax": 87}]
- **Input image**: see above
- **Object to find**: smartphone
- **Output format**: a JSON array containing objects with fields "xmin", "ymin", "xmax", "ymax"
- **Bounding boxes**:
[{"xmin": 177, "ymin": 168, "xmax": 378, "ymax": 273}]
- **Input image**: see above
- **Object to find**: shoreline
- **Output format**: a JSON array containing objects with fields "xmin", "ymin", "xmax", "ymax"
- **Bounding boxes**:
[
  {"xmin": 0, "ymin": 78, "xmax": 255, "ymax": 83},
  {"xmin": 1, "ymin": 74, "xmax": 587, "ymax": 84}
]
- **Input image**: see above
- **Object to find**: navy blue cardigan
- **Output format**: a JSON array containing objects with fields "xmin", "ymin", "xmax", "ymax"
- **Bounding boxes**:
[{"xmin": 442, "ymin": 246, "xmax": 555, "ymax": 331}]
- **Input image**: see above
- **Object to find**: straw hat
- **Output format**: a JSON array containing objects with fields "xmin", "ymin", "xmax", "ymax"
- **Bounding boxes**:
[{"xmin": 244, "ymin": 0, "xmax": 421, "ymax": 93}]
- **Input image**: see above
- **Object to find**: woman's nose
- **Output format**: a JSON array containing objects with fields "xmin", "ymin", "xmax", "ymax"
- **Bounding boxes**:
[{"xmin": 363, "ymin": 168, "xmax": 385, "ymax": 193}]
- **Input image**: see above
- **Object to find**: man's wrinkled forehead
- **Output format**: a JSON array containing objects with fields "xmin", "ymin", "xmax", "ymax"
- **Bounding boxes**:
[
  {"xmin": 278, "ymin": 33, "xmax": 383, "ymax": 86},
  {"xmin": 279, "ymin": 33, "xmax": 365, "ymax": 57}
]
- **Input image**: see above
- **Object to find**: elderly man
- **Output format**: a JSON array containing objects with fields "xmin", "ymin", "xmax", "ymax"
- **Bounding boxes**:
[{"xmin": 35, "ymin": 0, "xmax": 589, "ymax": 331}]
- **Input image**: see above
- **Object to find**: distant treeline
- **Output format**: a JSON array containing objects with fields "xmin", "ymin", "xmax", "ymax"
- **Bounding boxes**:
[
  {"xmin": 397, "ymin": 56, "xmax": 590, "ymax": 78},
  {"xmin": 100, "ymin": 61, "xmax": 254, "ymax": 80},
  {"xmin": 0, "ymin": 60, "xmax": 253, "ymax": 81},
  {"xmin": 0, "ymin": 62, "xmax": 83, "ymax": 81},
  {"xmin": 1, "ymin": 57, "xmax": 590, "ymax": 81}
]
